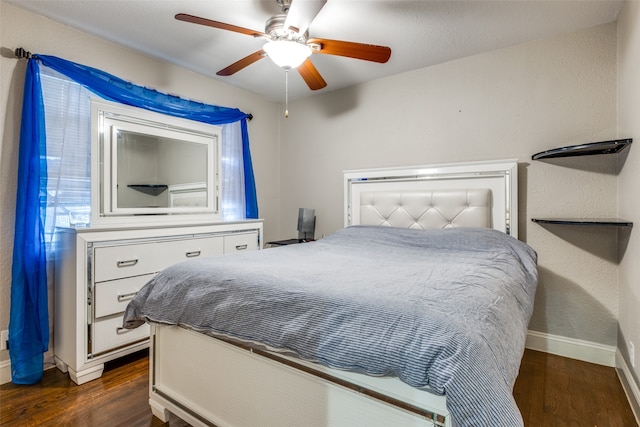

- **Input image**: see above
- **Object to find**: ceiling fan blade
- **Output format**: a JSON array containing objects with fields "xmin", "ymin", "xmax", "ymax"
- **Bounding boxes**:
[
  {"xmin": 284, "ymin": 0, "xmax": 327, "ymax": 35},
  {"xmin": 308, "ymin": 38, "xmax": 391, "ymax": 63},
  {"xmin": 217, "ymin": 50, "xmax": 266, "ymax": 76},
  {"xmin": 297, "ymin": 59, "xmax": 327, "ymax": 90},
  {"xmin": 175, "ymin": 13, "xmax": 267, "ymax": 38}
]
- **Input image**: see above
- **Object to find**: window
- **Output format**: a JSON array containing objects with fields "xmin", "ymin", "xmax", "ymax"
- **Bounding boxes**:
[{"xmin": 40, "ymin": 67, "xmax": 92, "ymax": 252}]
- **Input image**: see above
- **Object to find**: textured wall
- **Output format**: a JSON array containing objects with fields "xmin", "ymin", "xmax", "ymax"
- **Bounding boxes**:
[
  {"xmin": 0, "ymin": 2, "xmax": 280, "ymax": 366},
  {"xmin": 617, "ymin": 0, "xmax": 640, "ymax": 390},
  {"xmin": 279, "ymin": 23, "xmax": 619, "ymax": 346}
]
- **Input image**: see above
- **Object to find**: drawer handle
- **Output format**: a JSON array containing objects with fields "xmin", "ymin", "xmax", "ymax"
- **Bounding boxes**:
[
  {"xmin": 117, "ymin": 259, "xmax": 138, "ymax": 268},
  {"xmin": 117, "ymin": 291, "xmax": 138, "ymax": 302},
  {"xmin": 235, "ymin": 244, "xmax": 248, "ymax": 251},
  {"xmin": 116, "ymin": 327, "xmax": 131, "ymax": 335},
  {"xmin": 185, "ymin": 250, "xmax": 201, "ymax": 258}
]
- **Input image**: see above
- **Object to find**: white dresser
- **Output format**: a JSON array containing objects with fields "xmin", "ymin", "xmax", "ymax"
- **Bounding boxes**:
[{"xmin": 53, "ymin": 220, "xmax": 263, "ymax": 385}]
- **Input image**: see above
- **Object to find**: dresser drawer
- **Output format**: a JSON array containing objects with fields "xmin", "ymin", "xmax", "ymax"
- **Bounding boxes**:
[
  {"xmin": 92, "ymin": 314, "xmax": 150, "ymax": 356},
  {"xmin": 182, "ymin": 235, "xmax": 225, "ymax": 259},
  {"xmin": 94, "ymin": 236, "xmax": 223, "ymax": 282},
  {"xmin": 94, "ymin": 273, "xmax": 155, "ymax": 318},
  {"xmin": 224, "ymin": 231, "xmax": 259, "ymax": 253}
]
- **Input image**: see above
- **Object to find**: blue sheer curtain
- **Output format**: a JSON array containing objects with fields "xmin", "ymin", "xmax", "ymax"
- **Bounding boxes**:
[
  {"xmin": 10, "ymin": 59, "xmax": 49, "ymax": 384},
  {"xmin": 10, "ymin": 54, "xmax": 259, "ymax": 383}
]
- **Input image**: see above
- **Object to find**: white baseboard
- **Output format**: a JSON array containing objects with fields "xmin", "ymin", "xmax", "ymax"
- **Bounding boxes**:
[
  {"xmin": 616, "ymin": 349, "xmax": 640, "ymax": 424},
  {"xmin": 526, "ymin": 330, "xmax": 617, "ymax": 367},
  {"xmin": 0, "ymin": 359, "xmax": 11, "ymax": 385}
]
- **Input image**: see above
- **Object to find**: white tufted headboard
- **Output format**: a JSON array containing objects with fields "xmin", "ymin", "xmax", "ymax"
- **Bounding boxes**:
[
  {"xmin": 344, "ymin": 159, "xmax": 518, "ymax": 237},
  {"xmin": 359, "ymin": 189, "xmax": 491, "ymax": 230}
]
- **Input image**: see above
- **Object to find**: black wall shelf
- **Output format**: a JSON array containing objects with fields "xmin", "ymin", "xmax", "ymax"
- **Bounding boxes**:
[
  {"xmin": 531, "ymin": 218, "xmax": 633, "ymax": 227},
  {"xmin": 531, "ymin": 138, "xmax": 633, "ymax": 229},
  {"xmin": 531, "ymin": 138, "xmax": 632, "ymax": 160}
]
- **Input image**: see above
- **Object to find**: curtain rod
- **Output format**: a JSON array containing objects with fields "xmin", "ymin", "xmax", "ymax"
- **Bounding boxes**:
[{"xmin": 13, "ymin": 47, "xmax": 253, "ymax": 121}]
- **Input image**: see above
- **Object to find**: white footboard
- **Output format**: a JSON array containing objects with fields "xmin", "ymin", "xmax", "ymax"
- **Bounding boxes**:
[{"xmin": 149, "ymin": 324, "xmax": 451, "ymax": 427}]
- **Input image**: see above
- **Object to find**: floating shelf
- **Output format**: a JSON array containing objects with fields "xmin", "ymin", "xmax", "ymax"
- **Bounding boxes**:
[
  {"xmin": 531, "ymin": 218, "xmax": 633, "ymax": 227},
  {"xmin": 531, "ymin": 138, "xmax": 632, "ymax": 160},
  {"xmin": 127, "ymin": 184, "xmax": 168, "ymax": 196}
]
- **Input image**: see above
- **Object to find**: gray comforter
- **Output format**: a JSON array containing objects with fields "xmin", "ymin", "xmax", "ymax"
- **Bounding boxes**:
[{"xmin": 124, "ymin": 225, "xmax": 538, "ymax": 426}]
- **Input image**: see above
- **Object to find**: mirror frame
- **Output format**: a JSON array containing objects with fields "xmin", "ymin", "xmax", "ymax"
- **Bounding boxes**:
[{"xmin": 90, "ymin": 99, "xmax": 222, "ymax": 227}]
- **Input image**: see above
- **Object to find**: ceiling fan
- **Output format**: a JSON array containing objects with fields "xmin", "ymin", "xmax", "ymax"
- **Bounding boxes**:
[{"xmin": 175, "ymin": 0, "xmax": 392, "ymax": 91}]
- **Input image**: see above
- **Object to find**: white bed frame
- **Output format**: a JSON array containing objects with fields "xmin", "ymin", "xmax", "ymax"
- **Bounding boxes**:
[{"xmin": 148, "ymin": 159, "xmax": 519, "ymax": 427}]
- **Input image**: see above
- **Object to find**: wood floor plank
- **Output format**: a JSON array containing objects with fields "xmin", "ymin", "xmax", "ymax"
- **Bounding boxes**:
[
  {"xmin": 1, "ymin": 349, "xmax": 637, "ymax": 426},
  {"xmin": 0, "ymin": 350, "xmax": 187, "ymax": 427},
  {"xmin": 513, "ymin": 349, "xmax": 638, "ymax": 427}
]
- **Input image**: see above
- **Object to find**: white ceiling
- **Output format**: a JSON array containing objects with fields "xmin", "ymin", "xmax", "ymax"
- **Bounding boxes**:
[{"xmin": 9, "ymin": 0, "xmax": 623, "ymax": 102}]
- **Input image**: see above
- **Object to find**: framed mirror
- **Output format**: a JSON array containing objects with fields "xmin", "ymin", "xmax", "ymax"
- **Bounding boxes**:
[{"xmin": 91, "ymin": 100, "xmax": 221, "ymax": 226}]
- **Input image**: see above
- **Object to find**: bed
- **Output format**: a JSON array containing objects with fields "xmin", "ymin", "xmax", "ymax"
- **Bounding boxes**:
[{"xmin": 123, "ymin": 159, "xmax": 537, "ymax": 427}]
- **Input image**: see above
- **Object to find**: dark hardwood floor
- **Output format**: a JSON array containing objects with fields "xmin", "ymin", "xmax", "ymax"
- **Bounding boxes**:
[
  {"xmin": 513, "ymin": 350, "xmax": 637, "ymax": 426},
  {"xmin": 1, "ymin": 349, "xmax": 637, "ymax": 426}
]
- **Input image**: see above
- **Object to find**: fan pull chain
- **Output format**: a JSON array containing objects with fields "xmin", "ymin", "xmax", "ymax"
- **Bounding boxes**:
[{"xmin": 285, "ymin": 69, "xmax": 289, "ymax": 118}]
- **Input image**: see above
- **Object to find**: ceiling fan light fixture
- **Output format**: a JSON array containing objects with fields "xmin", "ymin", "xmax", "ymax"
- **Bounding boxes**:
[{"xmin": 263, "ymin": 40, "xmax": 311, "ymax": 69}]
